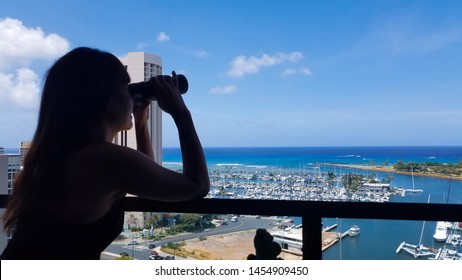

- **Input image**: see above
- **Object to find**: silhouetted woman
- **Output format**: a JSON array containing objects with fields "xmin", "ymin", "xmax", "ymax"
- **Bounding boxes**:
[{"xmin": 1, "ymin": 47, "xmax": 209, "ymax": 259}]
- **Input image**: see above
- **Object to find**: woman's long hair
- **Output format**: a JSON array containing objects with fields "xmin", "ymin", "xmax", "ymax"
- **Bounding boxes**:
[{"xmin": 2, "ymin": 47, "xmax": 130, "ymax": 234}]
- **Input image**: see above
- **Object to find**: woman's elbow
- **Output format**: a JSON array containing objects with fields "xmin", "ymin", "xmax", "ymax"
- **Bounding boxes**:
[{"xmin": 195, "ymin": 179, "xmax": 210, "ymax": 199}]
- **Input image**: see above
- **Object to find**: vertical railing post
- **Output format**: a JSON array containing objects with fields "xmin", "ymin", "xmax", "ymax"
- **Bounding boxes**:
[{"xmin": 302, "ymin": 214, "xmax": 322, "ymax": 260}]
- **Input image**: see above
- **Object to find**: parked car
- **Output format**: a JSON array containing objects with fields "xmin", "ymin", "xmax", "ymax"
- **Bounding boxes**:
[
  {"xmin": 149, "ymin": 255, "xmax": 164, "ymax": 260},
  {"xmin": 120, "ymin": 252, "xmax": 129, "ymax": 257},
  {"xmin": 164, "ymin": 256, "xmax": 175, "ymax": 260},
  {"xmin": 221, "ymin": 221, "xmax": 228, "ymax": 226}
]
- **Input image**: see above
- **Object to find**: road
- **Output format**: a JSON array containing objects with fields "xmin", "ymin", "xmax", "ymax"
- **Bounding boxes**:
[{"xmin": 104, "ymin": 215, "xmax": 283, "ymax": 260}]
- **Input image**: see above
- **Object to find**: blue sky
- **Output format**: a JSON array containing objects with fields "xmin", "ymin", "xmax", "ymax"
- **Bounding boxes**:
[{"xmin": 1, "ymin": 0, "xmax": 461, "ymax": 148}]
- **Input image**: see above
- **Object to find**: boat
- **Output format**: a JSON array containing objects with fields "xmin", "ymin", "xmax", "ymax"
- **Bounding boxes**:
[
  {"xmin": 396, "ymin": 242, "xmax": 437, "ymax": 259},
  {"xmin": 348, "ymin": 225, "xmax": 360, "ymax": 237},
  {"xmin": 271, "ymin": 226, "xmax": 303, "ymax": 255},
  {"xmin": 405, "ymin": 165, "xmax": 423, "ymax": 193},
  {"xmin": 433, "ymin": 221, "xmax": 448, "ymax": 242},
  {"xmin": 396, "ymin": 195, "xmax": 436, "ymax": 259}
]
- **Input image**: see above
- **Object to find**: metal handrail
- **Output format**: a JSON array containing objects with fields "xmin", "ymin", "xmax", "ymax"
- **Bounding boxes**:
[
  {"xmin": 1, "ymin": 194, "xmax": 461, "ymax": 259},
  {"xmin": 122, "ymin": 197, "xmax": 462, "ymax": 260}
]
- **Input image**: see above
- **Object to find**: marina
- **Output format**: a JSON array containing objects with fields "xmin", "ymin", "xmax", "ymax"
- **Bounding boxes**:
[{"xmin": 205, "ymin": 165, "xmax": 401, "ymax": 203}]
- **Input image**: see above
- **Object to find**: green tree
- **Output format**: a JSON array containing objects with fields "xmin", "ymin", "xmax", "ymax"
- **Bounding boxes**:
[
  {"xmin": 327, "ymin": 171, "xmax": 336, "ymax": 187},
  {"xmin": 143, "ymin": 212, "xmax": 159, "ymax": 229}
]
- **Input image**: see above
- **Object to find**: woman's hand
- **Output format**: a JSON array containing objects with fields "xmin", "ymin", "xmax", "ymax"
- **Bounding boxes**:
[
  {"xmin": 150, "ymin": 71, "xmax": 189, "ymax": 117},
  {"xmin": 132, "ymin": 98, "xmax": 151, "ymax": 126}
]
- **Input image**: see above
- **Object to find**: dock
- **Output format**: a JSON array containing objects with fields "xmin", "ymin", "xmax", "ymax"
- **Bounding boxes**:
[
  {"xmin": 321, "ymin": 226, "xmax": 351, "ymax": 251},
  {"xmin": 322, "ymin": 223, "xmax": 337, "ymax": 232}
]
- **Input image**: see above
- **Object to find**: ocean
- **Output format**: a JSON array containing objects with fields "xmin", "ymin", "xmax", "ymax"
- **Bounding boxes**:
[{"xmin": 163, "ymin": 146, "xmax": 462, "ymax": 260}]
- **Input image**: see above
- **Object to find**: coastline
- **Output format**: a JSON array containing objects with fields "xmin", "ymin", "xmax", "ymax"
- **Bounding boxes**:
[{"xmin": 325, "ymin": 163, "xmax": 462, "ymax": 181}]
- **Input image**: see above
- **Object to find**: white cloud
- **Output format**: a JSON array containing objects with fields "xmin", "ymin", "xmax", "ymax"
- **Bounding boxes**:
[
  {"xmin": 227, "ymin": 52, "xmax": 304, "ymax": 78},
  {"xmin": 282, "ymin": 67, "xmax": 312, "ymax": 77},
  {"xmin": 0, "ymin": 17, "xmax": 70, "ymax": 109},
  {"xmin": 209, "ymin": 85, "xmax": 237, "ymax": 95},
  {"xmin": 389, "ymin": 28, "xmax": 462, "ymax": 54},
  {"xmin": 0, "ymin": 68, "xmax": 40, "ymax": 109},
  {"xmin": 157, "ymin": 32, "xmax": 170, "ymax": 43},
  {"xmin": 196, "ymin": 50, "xmax": 209, "ymax": 58},
  {"xmin": 0, "ymin": 17, "xmax": 70, "ymax": 70},
  {"xmin": 300, "ymin": 67, "xmax": 312, "ymax": 75},
  {"xmin": 136, "ymin": 42, "xmax": 149, "ymax": 50}
]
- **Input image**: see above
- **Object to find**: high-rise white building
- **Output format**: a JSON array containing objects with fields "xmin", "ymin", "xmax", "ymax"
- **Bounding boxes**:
[
  {"xmin": 118, "ymin": 52, "xmax": 163, "ymax": 163},
  {"xmin": 118, "ymin": 52, "xmax": 164, "ymax": 232}
]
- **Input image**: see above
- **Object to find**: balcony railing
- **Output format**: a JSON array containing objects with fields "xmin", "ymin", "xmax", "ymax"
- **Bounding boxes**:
[{"xmin": 1, "ymin": 194, "xmax": 461, "ymax": 259}]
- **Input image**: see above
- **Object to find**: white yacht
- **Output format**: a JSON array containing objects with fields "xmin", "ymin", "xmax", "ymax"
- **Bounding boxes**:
[
  {"xmin": 433, "ymin": 221, "xmax": 448, "ymax": 242},
  {"xmin": 271, "ymin": 226, "xmax": 303, "ymax": 255},
  {"xmin": 348, "ymin": 225, "xmax": 360, "ymax": 237}
]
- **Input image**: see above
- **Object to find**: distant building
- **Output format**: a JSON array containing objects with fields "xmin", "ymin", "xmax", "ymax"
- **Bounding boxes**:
[
  {"xmin": 362, "ymin": 182, "xmax": 390, "ymax": 191},
  {"xmin": 19, "ymin": 141, "xmax": 31, "ymax": 167},
  {"xmin": 0, "ymin": 148, "xmax": 21, "ymax": 251},
  {"xmin": 117, "ymin": 52, "xmax": 163, "ymax": 163},
  {"xmin": 0, "ymin": 154, "xmax": 8, "ymax": 194},
  {"xmin": 118, "ymin": 52, "xmax": 164, "ymax": 231},
  {"xmin": 0, "ymin": 154, "xmax": 7, "ymax": 251}
]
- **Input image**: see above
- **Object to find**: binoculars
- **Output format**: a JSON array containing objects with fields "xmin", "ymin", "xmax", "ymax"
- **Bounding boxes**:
[{"xmin": 128, "ymin": 74, "xmax": 188, "ymax": 103}]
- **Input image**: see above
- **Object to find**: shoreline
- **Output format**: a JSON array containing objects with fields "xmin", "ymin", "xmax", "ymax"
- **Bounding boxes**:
[{"xmin": 325, "ymin": 163, "xmax": 462, "ymax": 181}]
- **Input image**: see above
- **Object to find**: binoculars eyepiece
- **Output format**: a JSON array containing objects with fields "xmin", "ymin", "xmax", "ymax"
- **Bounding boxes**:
[{"xmin": 128, "ymin": 74, "xmax": 188, "ymax": 103}]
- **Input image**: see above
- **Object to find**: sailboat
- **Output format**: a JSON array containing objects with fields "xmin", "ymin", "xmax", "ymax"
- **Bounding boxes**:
[
  {"xmin": 396, "ymin": 195, "xmax": 439, "ymax": 258},
  {"xmin": 404, "ymin": 165, "xmax": 423, "ymax": 193}
]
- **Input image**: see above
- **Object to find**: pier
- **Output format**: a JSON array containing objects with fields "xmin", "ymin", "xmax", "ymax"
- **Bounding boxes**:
[{"xmin": 321, "ymin": 225, "xmax": 351, "ymax": 251}]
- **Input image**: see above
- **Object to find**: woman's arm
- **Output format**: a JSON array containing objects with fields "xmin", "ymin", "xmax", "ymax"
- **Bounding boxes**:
[
  {"xmin": 172, "ymin": 109, "xmax": 210, "ymax": 198},
  {"xmin": 133, "ymin": 99, "xmax": 154, "ymax": 160}
]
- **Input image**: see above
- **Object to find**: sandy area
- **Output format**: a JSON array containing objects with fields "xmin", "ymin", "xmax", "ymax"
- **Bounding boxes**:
[{"xmin": 182, "ymin": 229, "xmax": 302, "ymax": 260}]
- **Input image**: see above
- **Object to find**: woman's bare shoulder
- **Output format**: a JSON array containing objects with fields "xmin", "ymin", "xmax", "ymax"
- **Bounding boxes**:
[
  {"xmin": 66, "ymin": 142, "xmax": 160, "ymax": 193},
  {"xmin": 65, "ymin": 142, "xmax": 144, "ymax": 189},
  {"xmin": 69, "ymin": 142, "xmax": 152, "ymax": 168},
  {"xmin": 66, "ymin": 141, "xmax": 206, "ymax": 202}
]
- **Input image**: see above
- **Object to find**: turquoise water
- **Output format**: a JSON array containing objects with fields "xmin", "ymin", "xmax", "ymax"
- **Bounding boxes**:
[{"xmin": 165, "ymin": 146, "xmax": 462, "ymax": 169}]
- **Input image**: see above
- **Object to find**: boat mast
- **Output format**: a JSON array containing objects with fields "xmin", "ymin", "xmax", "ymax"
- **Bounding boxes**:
[
  {"xmin": 418, "ymin": 195, "xmax": 431, "ymax": 245},
  {"xmin": 411, "ymin": 165, "xmax": 416, "ymax": 190}
]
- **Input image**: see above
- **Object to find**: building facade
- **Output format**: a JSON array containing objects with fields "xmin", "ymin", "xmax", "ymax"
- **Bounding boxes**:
[
  {"xmin": 117, "ymin": 52, "xmax": 163, "ymax": 163},
  {"xmin": 0, "ymin": 149, "xmax": 22, "ymax": 251},
  {"xmin": 118, "ymin": 52, "xmax": 164, "ymax": 232},
  {"xmin": 19, "ymin": 141, "xmax": 31, "ymax": 167}
]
